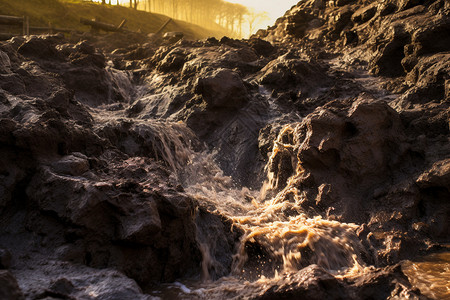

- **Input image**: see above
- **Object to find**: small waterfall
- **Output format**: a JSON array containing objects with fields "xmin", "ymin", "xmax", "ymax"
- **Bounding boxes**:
[{"xmin": 148, "ymin": 121, "xmax": 371, "ymax": 283}]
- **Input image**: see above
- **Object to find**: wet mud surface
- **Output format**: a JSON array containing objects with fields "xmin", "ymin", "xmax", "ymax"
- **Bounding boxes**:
[{"xmin": 0, "ymin": 0, "xmax": 449, "ymax": 299}]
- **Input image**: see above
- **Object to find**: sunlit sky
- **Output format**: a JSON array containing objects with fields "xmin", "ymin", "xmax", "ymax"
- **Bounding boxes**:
[
  {"xmin": 227, "ymin": 0, "xmax": 299, "ymax": 30},
  {"xmin": 91, "ymin": 0, "xmax": 300, "ymax": 35}
]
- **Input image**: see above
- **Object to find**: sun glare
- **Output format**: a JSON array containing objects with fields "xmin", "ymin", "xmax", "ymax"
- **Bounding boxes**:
[{"xmin": 87, "ymin": 0, "xmax": 298, "ymax": 36}]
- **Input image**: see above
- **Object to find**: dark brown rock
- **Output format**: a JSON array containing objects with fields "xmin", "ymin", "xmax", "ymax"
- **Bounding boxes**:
[
  {"xmin": 0, "ymin": 271, "xmax": 24, "ymax": 300},
  {"xmin": 0, "ymin": 249, "xmax": 11, "ymax": 269},
  {"xmin": 195, "ymin": 68, "xmax": 249, "ymax": 108},
  {"xmin": 370, "ymin": 25, "xmax": 411, "ymax": 77},
  {"xmin": 255, "ymin": 265, "xmax": 348, "ymax": 300}
]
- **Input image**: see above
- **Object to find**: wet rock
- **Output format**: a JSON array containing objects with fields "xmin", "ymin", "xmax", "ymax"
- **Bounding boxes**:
[
  {"xmin": 195, "ymin": 208, "xmax": 243, "ymax": 279},
  {"xmin": 378, "ymin": 1, "xmax": 397, "ymax": 16},
  {"xmin": 351, "ymin": 264, "xmax": 426, "ymax": 299},
  {"xmin": 157, "ymin": 47, "xmax": 187, "ymax": 72},
  {"xmin": 0, "ymin": 270, "xmax": 24, "ymax": 300},
  {"xmin": 258, "ymin": 52, "xmax": 331, "ymax": 98},
  {"xmin": 0, "ymin": 50, "xmax": 11, "ymax": 73},
  {"xmin": 408, "ymin": 17, "xmax": 450, "ymax": 58},
  {"xmin": 115, "ymin": 196, "xmax": 162, "ymax": 244},
  {"xmin": 73, "ymin": 40, "xmax": 95, "ymax": 55},
  {"xmin": 267, "ymin": 99, "xmax": 411, "ymax": 221},
  {"xmin": 0, "ymin": 1, "xmax": 449, "ymax": 297},
  {"xmin": 255, "ymin": 265, "xmax": 347, "ymax": 300},
  {"xmin": 14, "ymin": 263, "xmax": 150, "ymax": 300},
  {"xmin": 333, "ymin": 0, "xmax": 356, "ymax": 7},
  {"xmin": 195, "ymin": 68, "xmax": 249, "ymax": 109},
  {"xmin": 179, "ymin": 44, "xmax": 260, "ymax": 78},
  {"xmin": 397, "ymin": 0, "xmax": 424, "ymax": 11},
  {"xmin": 17, "ymin": 35, "xmax": 63, "ymax": 60}
]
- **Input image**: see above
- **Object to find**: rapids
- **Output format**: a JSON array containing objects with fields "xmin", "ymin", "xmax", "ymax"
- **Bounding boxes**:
[
  {"xmin": 93, "ymin": 45, "xmax": 449, "ymax": 300},
  {"xmin": 110, "ymin": 55, "xmax": 449, "ymax": 297},
  {"xmin": 130, "ymin": 101, "xmax": 374, "ymax": 298}
]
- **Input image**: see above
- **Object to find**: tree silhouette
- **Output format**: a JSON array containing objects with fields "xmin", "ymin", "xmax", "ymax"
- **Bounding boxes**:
[
  {"xmin": 246, "ymin": 10, "xmax": 270, "ymax": 35},
  {"xmin": 99, "ymin": 0, "xmax": 265, "ymax": 38}
]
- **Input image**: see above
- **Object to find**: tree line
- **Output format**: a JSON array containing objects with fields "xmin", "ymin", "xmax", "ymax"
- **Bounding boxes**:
[{"xmin": 98, "ymin": 0, "xmax": 269, "ymax": 38}]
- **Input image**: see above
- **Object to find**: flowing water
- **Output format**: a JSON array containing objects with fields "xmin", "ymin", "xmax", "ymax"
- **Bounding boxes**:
[
  {"xmin": 137, "ymin": 117, "xmax": 450, "ymax": 299},
  {"xmin": 402, "ymin": 251, "xmax": 450, "ymax": 300},
  {"xmin": 138, "ymin": 119, "xmax": 373, "ymax": 299},
  {"xmin": 109, "ymin": 68, "xmax": 448, "ymax": 299}
]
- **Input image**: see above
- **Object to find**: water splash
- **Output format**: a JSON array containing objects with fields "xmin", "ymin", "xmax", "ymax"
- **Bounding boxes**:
[{"xmin": 160, "ymin": 121, "xmax": 371, "ymax": 283}]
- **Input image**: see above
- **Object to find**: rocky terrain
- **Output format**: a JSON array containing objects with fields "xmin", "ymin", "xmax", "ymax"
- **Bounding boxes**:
[{"xmin": 0, "ymin": 0, "xmax": 449, "ymax": 299}]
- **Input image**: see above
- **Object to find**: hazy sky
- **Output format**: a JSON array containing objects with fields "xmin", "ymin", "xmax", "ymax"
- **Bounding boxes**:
[
  {"xmin": 227, "ymin": 0, "xmax": 299, "ymax": 29},
  {"xmin": 91, "ymin": 0, "xmax": 299, "ymax": 35}
]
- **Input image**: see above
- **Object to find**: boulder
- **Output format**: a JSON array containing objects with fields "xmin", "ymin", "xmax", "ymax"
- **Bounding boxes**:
[{"xmin": 195, "ymin": 68, "xmax": 249, "ymax": 109}]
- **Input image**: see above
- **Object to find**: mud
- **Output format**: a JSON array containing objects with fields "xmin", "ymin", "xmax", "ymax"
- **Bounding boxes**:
[{"xmin": 0, "ymin": 0, "xmax": 449, "ymax": 299}]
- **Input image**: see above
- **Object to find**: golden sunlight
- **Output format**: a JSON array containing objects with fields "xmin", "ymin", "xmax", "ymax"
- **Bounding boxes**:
[{"xmin": 88, "ymin": 0, "xmax": 299, "ymax": 37}]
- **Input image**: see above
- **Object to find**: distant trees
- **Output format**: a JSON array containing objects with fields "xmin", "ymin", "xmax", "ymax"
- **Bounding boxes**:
[
  {"xmin": 99, "ymin": 0, "xmax": 269, "ymax": 38},
  {"xmin": 141, "ymin": 0, "xmax": 249, "ymax": 37},
  {"xmin": 246, "ymin": 10, "xmax": 269, "ymax": 35}
]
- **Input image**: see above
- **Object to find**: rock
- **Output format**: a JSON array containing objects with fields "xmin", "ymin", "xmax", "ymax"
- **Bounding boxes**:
[
  {"xmin": 17, "ymin": 35, "xmax": 63, "ymax": 60},
  {"xmin": 49, "ymin": 278, "xmax": 74, "ymax": 295},
  {"xmin": 22, "ymin": 153, "xmax": 203, "ymax": 286},
  {"xmin": 370, "ymin": 25, "xmax": 410, "ymax": 77},
  {"xmin": 14, "ymin": 263, "xmax": 150, "ymax": 300},
  {"xmin": 50, "ymin": 153, "xmax": 90, "ymax": 176},
  {"xmin": 0, "ymin": 249, "xmax": 11, "ymax": 269},
  {"xmin": 415, "ymin": 159, "xmax": 450, "ymax": 239},
  {"xmin": 0, "ymin": 50, "xmax": 11, "ymax": 74},
  {"xmin": 397, "ymin": 0, "xmax": 423, "ymax": 11},
  {"xmin": 248, "ymin": 38, "xmax": 275, "ymax": 57},
  {"xmin": 352, "ymin": 3, "xmax": 377, "ymax": 24},
  {"xmin": 255, "ymin": 265, "xmax": 348, "ymax": 300},
  {"xmin": 266, "ymin": 99, "xmax": 413, "ymax": 223},
  {"xmin": 408, "ymin": 17, "xmax": 450, "ymax": 57},
  {"xmin": 116, "ymin": 196, "xmax": 162, "ymax": 244},
  {"xmin": 351, "ymin": 264, "xmax": 422, "ymax": 299},
  {"xmin": 195, "ymin": 208, "xmax": 243, "ymax": 280},
  {"xmin": 73, "ymin": 40, "xmax": 95, "ymax": 55},
  {"xmin": 194, "ymin": 68, "xmax": 249, "ymax": 109},
  {"xmin": 0, "ymin": 1, "xmax": 449, "ymax": 298},
  {"xmin": 285, "ymin": 10, "xmax": 315, "ymax": 38},
  {"xmin": 258, "ymin": 52, "xmax": 331, "ymax": 98},
  {"xmin": 328, "ymin": 6, "xmax": 354, "ymax": 36},
  {"xmin": 0, "ymin": 271, "xmax": 24, "ymax": 300},
  {"xmin": 378, "ymin": 1, "xmax": 397, "ymax": 16},
  {"xmin": 334, "ymin": 0, "xmax": 356, "ymax": 7},
  {"xmin": 157, "ymin": 47, "xmax": 187, "ymax": 72},
  {"xmin": 403, "ymin": 53, "xmax": 450, "ymax": 103}
]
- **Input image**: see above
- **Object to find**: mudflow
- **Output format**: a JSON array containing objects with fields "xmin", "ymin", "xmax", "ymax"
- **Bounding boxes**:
[{"xmin": 0, "ymin": 0, "xmax": 449, "ymax": 299}]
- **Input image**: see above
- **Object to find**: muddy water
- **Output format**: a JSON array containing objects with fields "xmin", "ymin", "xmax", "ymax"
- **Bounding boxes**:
[
  {"xmin": 402, "ymin": 251, "xmax": 450, "ymax": 299},
  {"xmin": 127, "ymin": 80, "xmax": 446, "ymax": 298},
  {"xmin": 138, "ymin": 122, "xmax": 365, "ymax": 298},
  {"xmin": 135, "ymin": 117, "xmax": 449, "ymax": 299}
]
